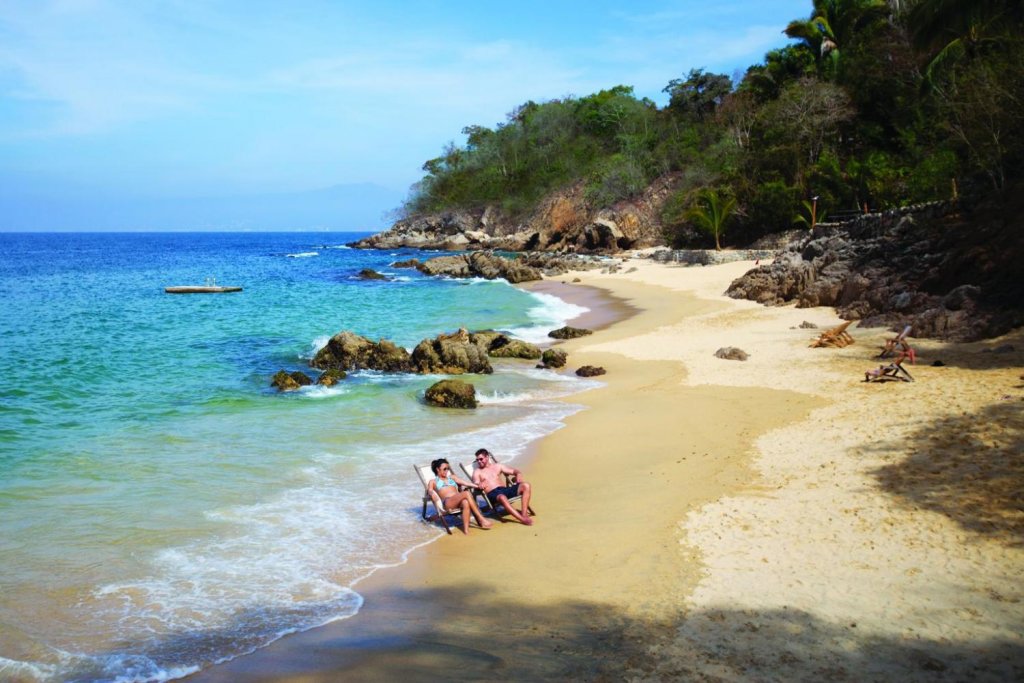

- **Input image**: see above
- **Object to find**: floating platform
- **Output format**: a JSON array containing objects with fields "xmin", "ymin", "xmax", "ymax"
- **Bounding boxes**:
[{"xmin": 165, "ymin": 285, "xmax": 243, "ymax": 294}]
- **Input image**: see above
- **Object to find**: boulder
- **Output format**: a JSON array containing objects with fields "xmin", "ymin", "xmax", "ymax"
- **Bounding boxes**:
[
  {"xmin": 548, "ymin": 326, "xmax": 593, "ymax": 339},
  {"xmin": 488, "ymin": 339, "xmax": 542, "ymax": 360},
  {"xmin": 411, "ymin": 328, "xmax": 493, "ymax": 374},
  {"xmin": 424, "ymin": 379, "xmax": 477, "ymax": 409},
  {"xmin": 575, "ymin": 365, "xmax": 606, "ymax": 377},
  {"xmin": 390, "ymin": 258, "xmax": 421, "ymax": 269},
  {"xmin": 310, "ymin": 331, "xmax": 412, "ymax": 373},
  {"xmin": 316, "ymin": 368, "xmax": 347, "ymax": 386},
  {"xmin": 540, "ymin": 348, "xmax": 568, "ymax": 369},
  {"xmin": 714, "ymin": 347, "xmax": 749, "ymax": 361},
  {"xmin": 417, "ymin": 252, "xmax": 543, "ymax": 283},
  {"xmin": 357, "ymin": 268, "xmax": 387, "ymax": 280},
  {"xmin": 271, "ymin": 369, "xmax": 312, "ymax": 391}
]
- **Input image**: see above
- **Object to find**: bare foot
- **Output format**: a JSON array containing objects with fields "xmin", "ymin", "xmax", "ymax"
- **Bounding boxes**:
[
  {"xmin": 476, "ymin": 519, "xmax": 494, "ymax": 529},
  {"xmin": 521, "ymin": 515, "xmax": 534, "ymax": 526}
]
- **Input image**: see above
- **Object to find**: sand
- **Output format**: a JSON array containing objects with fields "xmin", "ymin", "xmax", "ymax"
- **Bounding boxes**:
[{"xmin": 193, "ymin": 258, "xmax": 1024, "ymax": 682}]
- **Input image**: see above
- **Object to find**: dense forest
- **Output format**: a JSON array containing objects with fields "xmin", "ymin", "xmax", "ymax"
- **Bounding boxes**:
[{"xmin": 401, "ymin": 0, "xmax": 1024, "ymax": 248}]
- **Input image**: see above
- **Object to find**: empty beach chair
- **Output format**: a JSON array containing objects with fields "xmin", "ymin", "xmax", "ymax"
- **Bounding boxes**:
[
  {"xmin": 878, "ymin": 325, "xmax": 914, "ymax": 359},
  {"xmin": 460, "ymin": 453, "xmax": 535, "ymax": 518},
  {"xmin": 809, "ymin": 320, "xmax": 855, "ymax": 348}
]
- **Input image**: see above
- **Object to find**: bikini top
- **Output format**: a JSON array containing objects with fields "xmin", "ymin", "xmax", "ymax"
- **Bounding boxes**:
[{"xmin": 434, "ymin": 474, "xmax": 457, "ymax": 490}]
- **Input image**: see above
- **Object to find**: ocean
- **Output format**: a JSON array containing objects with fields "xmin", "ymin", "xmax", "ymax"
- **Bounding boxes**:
[{"xmin": 0, "ymin": 232, "xmax": 598, "ymax": 682}]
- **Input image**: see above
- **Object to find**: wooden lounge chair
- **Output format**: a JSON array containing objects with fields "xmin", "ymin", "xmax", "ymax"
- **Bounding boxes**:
[
  {"xmin": 864, "ymin": 358, "xmax": 914, "ymax": 383},
  {"xmin": 809, "ymin": 320, "xmax": 854, "ymax": 348},
  {"xmin": 414, "ymin": 462, "xmax": 480, "ymax": 535},
  {"xmin": 460, "ymin": 453, "xmax": 535, "ymax": 518},
  {"xmin": 878, "ymin": 325, "xmax": 913, "ymax": 359}
]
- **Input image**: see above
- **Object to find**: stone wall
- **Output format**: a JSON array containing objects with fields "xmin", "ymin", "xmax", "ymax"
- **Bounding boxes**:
[{"xmin": 645, "ymin": 249, "xmax": 778, "ymax": 265}]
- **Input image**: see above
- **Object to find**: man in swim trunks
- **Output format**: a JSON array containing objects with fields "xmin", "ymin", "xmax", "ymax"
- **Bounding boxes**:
[{"xmin": 470, "ymin": 448, "xmax": 533, "ymax": 526}]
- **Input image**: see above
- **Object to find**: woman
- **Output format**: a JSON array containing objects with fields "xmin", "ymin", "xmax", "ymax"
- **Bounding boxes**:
[{"xmin": 427, "ymin": 458, "xmax": 493, "ymax": 534}]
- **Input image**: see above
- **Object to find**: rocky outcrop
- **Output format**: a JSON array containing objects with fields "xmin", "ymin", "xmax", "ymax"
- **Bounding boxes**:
[
  {"xmin": 417, "ymin": 252, "xmax": 542, "ymax": 283},
  {"xmin": 539, "ymin": 348, "xmax": 568, "ymax": 369},
  {"xmin": 488, "ymin": 339, "xmax": 542, "ymax": 360},
  {"xmin": 424, "ymin": 379, "xmax": 477, "ymax": 409},
  {"xmin": 357, "ymin": 268, "xmax": 387, "ymax": 280},
  {"xmin": 271, "ymin": 370, "xmax": 312, "ymax": 391},
  {"xmin": 575, "ymin": 365, "xmax": 606, "ymax": 377},
  {"xmin": 726, "ymin": 196, "xmax": 1024, "ymax": 342},
  {"xmin": 316, "ymin": 369, "xmax": 346, "ymax": 386},
  {"xmin": 411, "ymin": 328, "xmax": 493, "ymax": 374},
  {"xmin": 348, "ymin": 175, "xmax": 680, "ymax": 254},
  {"xmin": 548, "ymin": 326, "xmax": 593, "ymax": 339},
  {"xmin": 390, "ymin": 258, "xmax": 421, "ymax": 269},
  {"xmin": 310, "ymin": 331, "xmax": 412, "ymax": 373}
]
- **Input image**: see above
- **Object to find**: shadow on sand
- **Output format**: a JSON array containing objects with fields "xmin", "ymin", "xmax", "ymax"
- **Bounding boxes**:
[{"xmin": 868, "ymin": 399, "xmax": 1024, "ymax": 546}]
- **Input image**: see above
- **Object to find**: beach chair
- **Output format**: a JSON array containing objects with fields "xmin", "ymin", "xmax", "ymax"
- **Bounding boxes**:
[
  {"xmin": 878, "ymin": 325, "xmax": 913, "ymax": 359},
  {"xmin": 809, "ymin": 320, "xmax": 854, "ymax": 348},
  {"xmin": 864, "ymin": 358, "xmax": 914, "ymax": 383},
  {"xmin": 460, "ymin": 453, "xmax": 535, "ymax": 518},
  {"xmin": 414, "ymin": 462, "xmax": 477, "ymax": 535}
]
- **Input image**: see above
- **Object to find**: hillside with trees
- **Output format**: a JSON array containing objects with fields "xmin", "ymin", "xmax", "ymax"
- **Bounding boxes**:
[{"xmin": 395, "ymin": 0, "xmax": 1023, "ymax": 250}]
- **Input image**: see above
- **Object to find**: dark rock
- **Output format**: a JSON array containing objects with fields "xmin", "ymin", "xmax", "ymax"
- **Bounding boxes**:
[
  {"xmin": 548, "ymin": 326, "xmax": 593, "ymax": 339},
  {"xmin": 411, "ymin": 328, "xmax": 493, "ymax": 374},
  {"xmin": 271, "ymin": 370, "xmax": 312, "ymax": 391},
  {"xmin": 316, "ymin": 368, "xmax": 347, "ymax": 386},
  {"xmin": 488, "ymin": 339, "xmax": 542, "ymax": 360},
  {"xmin": 799, "ymin": 321, "xmax": 818, "ymax": 329},
  {"xmin": 714, "ymin": 347, "xmax": 749, "ymax": 361},
  {"xmin": 417, "ymin": 252, "xmax": 542, "ymax": 283},
  {"xmin": 992, "ymin": 344, "xmax": 1016, "ymax": 354},
  {"xmin": 931, "ymin": 360, "xmax": 945, "ymax": 367},
  {"xmin": 575, "ymin": 365, "xmax": 606, "ymax": 377},
  {"xmin": 540, "ymin": 348, "xmax": 568, "ymax": 369},
  {"xmin": 390, "ymin": 258, "xmax": 421, "ymax": 269},
  {"xmin": 357, "ymin": 268, "xmax": 388, "ymax": 280},
  {"xmin": 310, "ymin": 331, "xmax": 412, "ymax": 373},
  {"xmin": 424, "ymin": 379, "xmax": 477, "ymax": 409},
  {"xmin": 725, "ymin": 193, "xmax": 1024, "ymax": 342},
  {"xmin": 572, "ymin": 277, "xmax": 582, "ymax": 283}
]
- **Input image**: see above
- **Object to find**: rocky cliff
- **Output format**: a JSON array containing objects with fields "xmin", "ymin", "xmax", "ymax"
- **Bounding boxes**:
[
  {"xmin": 349, "ymin": 175, "xmax": 680, "ymax": 253},
  {"xmin": 726, "ymin": 195, "xmax": 1024, "ymax": 342}
]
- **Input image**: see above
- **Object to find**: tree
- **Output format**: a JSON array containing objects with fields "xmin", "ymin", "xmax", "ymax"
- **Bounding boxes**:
[
  {"xmin": 785, "ymin": 0, "xmax": 891, "ymax": 78},
  {"xmin": 686, "ymin": 189, "xmax": 736, "ymax": 250},
  {"xmin": 663, "ymin": 69, "xmax": 733, "ymax": 122}
]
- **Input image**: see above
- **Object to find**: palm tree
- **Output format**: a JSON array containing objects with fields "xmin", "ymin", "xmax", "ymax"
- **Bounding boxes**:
[
  {"xmin": 686, "ymin": 189, "xmax": 736, "ymax": 251},
  {"xmin": 785, "ymin": 0, "xmax": 891, "ymax": 78},
  {"xmin": 906, "ymin": 0, "xmax": 1024, "ymax": 86}
]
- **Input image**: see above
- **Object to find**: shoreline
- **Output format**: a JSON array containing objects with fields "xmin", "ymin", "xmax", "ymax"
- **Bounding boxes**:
[{"xmin": 192, "ymin": 257, "xmax": 1024, "ymax": 681}]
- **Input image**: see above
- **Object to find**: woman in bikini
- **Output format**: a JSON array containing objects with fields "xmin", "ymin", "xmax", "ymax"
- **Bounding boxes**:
[{"xmin": 427, "ymin": 458, "xmax": 493, "ymax": 534}]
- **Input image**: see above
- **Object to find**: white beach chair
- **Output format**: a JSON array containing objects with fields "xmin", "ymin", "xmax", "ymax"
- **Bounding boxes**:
[{"xmin": 414, "ymin": 462, "xmax": 483, "ymax": 535}]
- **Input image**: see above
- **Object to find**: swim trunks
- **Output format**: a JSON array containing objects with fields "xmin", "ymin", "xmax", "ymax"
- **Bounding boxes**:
[{"xmin": 486, "ymin": 484, "xmax": 521, "ymax": 506}]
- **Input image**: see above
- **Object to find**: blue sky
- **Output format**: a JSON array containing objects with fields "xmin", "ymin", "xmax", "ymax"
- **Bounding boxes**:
[{"xmin": 0, "ymin": 1, "xmax": 808, "ymax": 230}]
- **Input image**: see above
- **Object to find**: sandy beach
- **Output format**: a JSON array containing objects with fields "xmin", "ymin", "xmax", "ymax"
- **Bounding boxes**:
[{"xmin": 193, "ymin": 257, "xmax": 1024, "ymax": 682}]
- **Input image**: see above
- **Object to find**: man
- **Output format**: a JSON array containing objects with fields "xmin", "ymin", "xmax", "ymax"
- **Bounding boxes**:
[{"xmin": 470, "ymin": 448, "xmax": 533, "ymax": 526}]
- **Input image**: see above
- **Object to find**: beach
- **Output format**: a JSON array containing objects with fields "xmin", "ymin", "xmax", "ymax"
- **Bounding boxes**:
[{"xmin": 193, "ymin": 257, "xmax": 1024, "ymax": 682}]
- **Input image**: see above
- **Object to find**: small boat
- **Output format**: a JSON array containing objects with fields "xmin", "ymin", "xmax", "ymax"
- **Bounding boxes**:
[{"xmin": 165, "ymin": 277, "xmax": 242, "ymax": 294}]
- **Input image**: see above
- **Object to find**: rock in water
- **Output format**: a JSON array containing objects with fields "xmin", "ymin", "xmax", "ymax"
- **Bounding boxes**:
[
  {"xmin": 310, "ymin": 331, "xmax": 412, "ymax": 372},
  {"xmin": 488, "ymin": 339, "xmax": 542, "ymax": 360},
  {"xmin": 316, "ymin": 369, "xmax": 347, "ymax": 386},
  {"xmin": 411, "ymin": 328, "xmax": 493, "ymax": 374},
  {"xmin": 540, "ymin": 348, "xmax": 568, "ymax": 368},
  {"xmin": 357, "ymin": 268, "xmax": 388, "ymax": 280},
  {"xmin": 271, "ymin": 370, "xmax": 312, "ymax": 391},
  {"xmin": 424, "ymin": 379, "xmax": 477, "ymax": 409}
]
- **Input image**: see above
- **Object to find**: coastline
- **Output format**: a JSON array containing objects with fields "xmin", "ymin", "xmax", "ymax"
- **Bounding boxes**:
[{"xmin": 192, "ymin": 257, "xmax": 1024, "ymax": 681}]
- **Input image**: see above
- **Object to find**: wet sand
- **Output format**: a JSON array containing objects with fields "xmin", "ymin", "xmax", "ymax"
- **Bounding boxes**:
[{"xmin": 192, "ymin": 258, "xmax": 1024, "ymax": 681}]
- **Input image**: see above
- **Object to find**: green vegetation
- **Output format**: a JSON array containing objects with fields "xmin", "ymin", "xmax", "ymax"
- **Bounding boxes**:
[{"xmin": 404, "ymin": 0, "xmax": 1024, "ymax": 248}]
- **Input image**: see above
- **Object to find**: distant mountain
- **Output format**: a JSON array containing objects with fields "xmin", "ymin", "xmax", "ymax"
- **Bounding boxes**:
[{"xmin": 0, "ymin": 182, "xmax": 404, "ymax": 231}]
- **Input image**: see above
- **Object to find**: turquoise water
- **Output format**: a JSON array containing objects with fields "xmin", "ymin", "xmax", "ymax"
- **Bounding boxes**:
[{"xmin": 0, "ymin": 233, "xmax": 597, "ymax": 682}]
